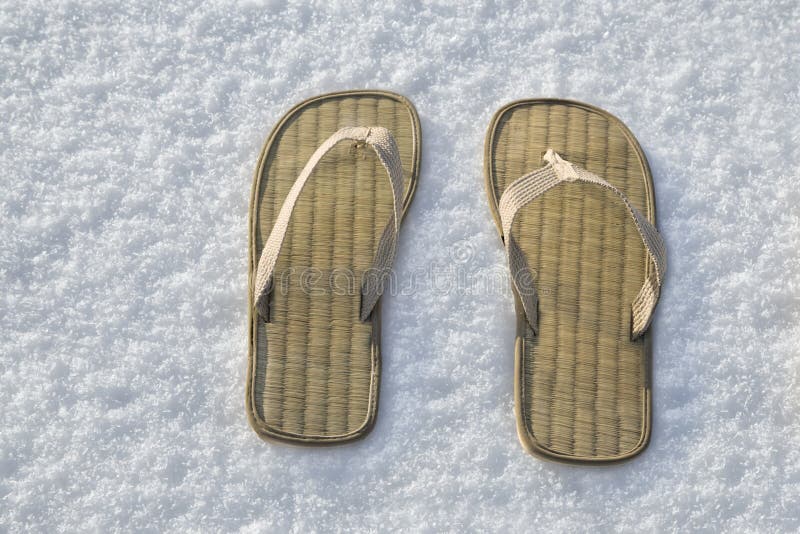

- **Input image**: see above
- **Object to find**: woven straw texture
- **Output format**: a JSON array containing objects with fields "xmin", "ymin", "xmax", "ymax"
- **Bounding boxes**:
[
  {"xmin": 485, "ymin": 99, "xmax": 657, "ymax": 463},
  {"xmin": 247, "ymin": 91, "xmax": 420, "ymax": 444}
]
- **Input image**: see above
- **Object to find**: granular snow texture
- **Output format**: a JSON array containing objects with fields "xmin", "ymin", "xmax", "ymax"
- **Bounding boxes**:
[{"xmin": 1, "ymin": 1, "xmax": 799, "ymax": 531}]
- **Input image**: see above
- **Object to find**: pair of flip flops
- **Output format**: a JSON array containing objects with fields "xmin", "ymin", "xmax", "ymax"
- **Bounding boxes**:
[{"xmin": 245, "ymin": 90, "xmax": 666, "ymax": 464}]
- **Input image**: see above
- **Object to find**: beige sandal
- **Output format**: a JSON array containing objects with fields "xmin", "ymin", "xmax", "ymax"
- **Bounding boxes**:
[
  {"xmin": 246, "ymin": 90, "xmax": 421, "ymax": 445},
  {"xmin": 484, "ymin": 99, "xmax": 666, "ymax": 463}
]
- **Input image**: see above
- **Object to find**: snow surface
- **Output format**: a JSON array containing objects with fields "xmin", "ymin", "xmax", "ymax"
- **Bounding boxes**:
[{"xmin": 2, "ymin": 1, "xmax": 799, "ymax": 531}]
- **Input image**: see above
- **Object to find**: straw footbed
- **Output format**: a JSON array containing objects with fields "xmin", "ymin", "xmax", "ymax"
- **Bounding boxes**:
[
  {"xmin": 247, "ymin": 91, "xmax": 420, "ymax": 444},
  {"xmin": 485, "ymin": 99, "xmax": 656, "ymax": 463}
]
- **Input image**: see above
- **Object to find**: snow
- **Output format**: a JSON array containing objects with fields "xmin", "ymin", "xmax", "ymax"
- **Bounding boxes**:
[{"xmin": 2, "ymin": 0, "xmax": 799, "ymax": 531}]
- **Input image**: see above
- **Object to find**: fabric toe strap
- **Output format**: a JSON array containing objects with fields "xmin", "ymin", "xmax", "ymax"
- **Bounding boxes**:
[
  {"xmin": 498, "ymin": 149, "xmax": 666, "ymax": 339},
  {"xmin": 253, "ymin": 126, "xmax": 405, "ymax": 322}
]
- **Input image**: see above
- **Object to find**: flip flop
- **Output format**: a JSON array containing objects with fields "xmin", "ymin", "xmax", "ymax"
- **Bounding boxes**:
[
  {"xmin": 246, "ymin": 90, "xmax": 421, "ymax": 445},
  {"xmin": 484, "ymin": 99, "xmax": 666, "ymax": 463}
]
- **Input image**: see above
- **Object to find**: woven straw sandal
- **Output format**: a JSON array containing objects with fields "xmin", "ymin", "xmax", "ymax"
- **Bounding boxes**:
[
  {"xmin": 247, "ymin": 90, "xmax": 421, "ymax": 445},
  {"xmin": 484, "ymin": 99, "xmax": 666, "ymax": 464}
]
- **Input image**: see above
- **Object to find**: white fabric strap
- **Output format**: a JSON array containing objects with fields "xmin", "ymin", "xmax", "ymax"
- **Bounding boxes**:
[
  {"xmin": 254, "ymin": 126, "xmax": 405, "ymax": 322},
  {"xmin": 498, "ymin": 149, "xmax": 666, "ymax": 339}
]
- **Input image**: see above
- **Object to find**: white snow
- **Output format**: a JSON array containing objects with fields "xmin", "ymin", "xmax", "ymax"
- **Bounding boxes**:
[{"xmin": 2, "ymin": 1, "xmax": 799, "ymax": 531}]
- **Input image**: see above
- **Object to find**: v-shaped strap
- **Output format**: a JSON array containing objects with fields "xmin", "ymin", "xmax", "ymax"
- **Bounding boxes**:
[
  {"xmin": 253, "ymin": 126, "xmax": 405, "ymax": 322},
  {"xmin": 498, "ymin": 149, "xmax": 666, "ymax": 339}
]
